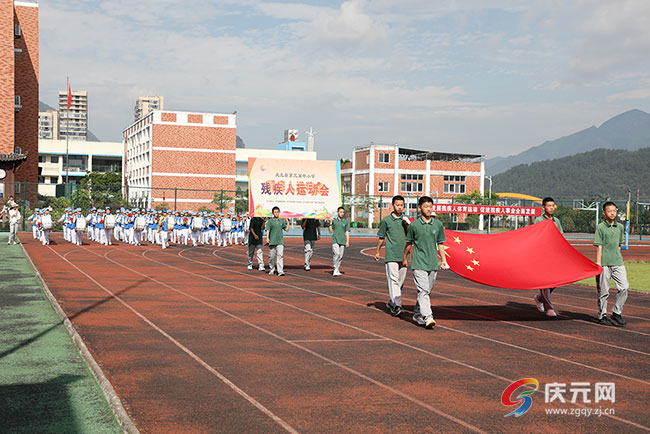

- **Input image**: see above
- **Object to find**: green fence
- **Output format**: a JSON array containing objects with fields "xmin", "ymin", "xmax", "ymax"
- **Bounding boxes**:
[{"xmin": 2, "ymin": 182, "xmax": 649, "ymax": 237}]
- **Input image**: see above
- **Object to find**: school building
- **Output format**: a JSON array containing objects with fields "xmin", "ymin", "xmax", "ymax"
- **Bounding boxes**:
[
  {"xmin": 0, "ymin": 0, "xmax": 38, "ymax": 202},
  {"xmin": 341, "ymin": 143, "xmax": 484, "ymax": 226},
  {"xmin": 122, "ymin": 110, "xmax": 237, "ymax": 211}
]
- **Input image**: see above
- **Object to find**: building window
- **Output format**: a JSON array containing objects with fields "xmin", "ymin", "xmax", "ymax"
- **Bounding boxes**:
[
  {"xmin": 401, "ymin": 182, "xmax": 423, "ymax": 193},
  {"xmin": 51, "ymin": 156, "xmax": 59, "ymax": 163},
  {"xmin": 444, "ymin": 175, "xmax": 466, "ymax": 182},
  {"xmin": 38, "ymin": 156, "xmax": 45, "ymax": 163},
  {"xmin": 378, "ymin": 152, "xmax": 390, "ymax": 163},
  {"xmin": 409, "ymin": 202, "xmax": 418, "ymax": 210},
  {"xmin": 377, "ymin": 181, "xmax": 389, "ymax": 192},
  {"xmin": 401, "ymin": 173, "xmax": 424, "ymax": 181},
  {"xmin": 343, "ymin": 183, "xmax": 351, "ymax": 193},
  {"xmin": 38, "ymin": 177, "xmax": 45, "ymax": 183},
  {"xmin": 50, "ymin": 176, "xmax": 58, "ymax": 184},
  {"xmin": 365, "ymin": 182, "xmax": 369, "ymax": 193},
  {"xmin": 444, "ymin": 184, "xmax": 466, "ymax": 194}
]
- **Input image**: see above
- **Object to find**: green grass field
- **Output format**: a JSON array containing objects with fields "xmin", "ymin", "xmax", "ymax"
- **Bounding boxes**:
[{"xmin": 577, "ymin": 261, "xmax": 650, "ymax": 293}]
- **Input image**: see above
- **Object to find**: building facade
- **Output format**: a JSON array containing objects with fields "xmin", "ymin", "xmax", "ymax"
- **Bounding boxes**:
[
  {"xmin": 341, "ymin": 143, "xmax": 484, "ymax": 226},
  {"xmin": 0, "ymin": 0, "xmax": 38, "ymax": 201},
  {"xmin": 38, "ymin": 108, "xmax": 58, "ymax": 139},
  {"xmin": 58, "ymin": 89, "xmax": 87, "ymax": 140},
  {"xmin": 134, "ymin": 96, "xmax": 163, "ymax": 122},
  {"xmin": 37, "ymin": 138, "xmax": 122, "ymax": 196},
  {"xmin": 123, "ymin": 110, "xmax": 236, "ymax": 211}
]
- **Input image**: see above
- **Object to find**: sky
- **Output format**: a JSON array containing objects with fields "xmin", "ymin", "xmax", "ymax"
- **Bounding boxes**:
[{"xmin": 38, "ymin": 0, "xmax": 650, "ymax": 160}]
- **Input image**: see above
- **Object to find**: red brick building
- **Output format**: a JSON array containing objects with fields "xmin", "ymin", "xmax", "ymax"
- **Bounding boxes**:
[
  {"xmin": 122, "ymin": 110, "xmax": 236, "ymax": 211},
  {"xmin": 341, "ymin": 143, "xmax": 484, "ymax": 225},
  {"xmin": 0, "ymin": 0, "xmax": 38, "ymax": 202}
]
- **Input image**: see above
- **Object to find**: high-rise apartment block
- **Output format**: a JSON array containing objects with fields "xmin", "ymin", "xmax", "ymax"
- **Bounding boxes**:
[
  {"xmin": 134, "ymin": 96, "xmax": 164, "ymax": 121},
  {"xmin": 123, "ymin": 110, "xmax": 236, "ymax": 210},
  {"xmin": 1, "ymin": 0, "xmax": 39, "ymax": 200},
  {"xmin": 38, "ymin": 109, "xmax": 59, "ymax": 139},
  {"xmin": 58, "ymin": 89, "xmax": 87, "ymax": 140}
]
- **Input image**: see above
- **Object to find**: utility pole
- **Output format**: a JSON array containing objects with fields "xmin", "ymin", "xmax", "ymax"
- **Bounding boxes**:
[{"xmin": 485, "ymin": 175, "xmax": 493, "ymax": 234}]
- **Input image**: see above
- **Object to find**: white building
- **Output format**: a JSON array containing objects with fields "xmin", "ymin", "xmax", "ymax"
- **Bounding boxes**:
[
  {"xmin": 58, "ymin": 90, "xmax": 88, "ymax": 140},
  {"xmin": 134, "ymin": 96, "xmax": 164, "ymax": 121},
  {"xmin": 38, "ymin": 109, "xmax": 59, "ymax": 140},
  {"xmin": 37, "ymin": 139, "xmax": 122, "ymax": 196}
]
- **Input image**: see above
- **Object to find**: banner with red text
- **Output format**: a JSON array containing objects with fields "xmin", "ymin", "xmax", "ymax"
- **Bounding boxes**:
[
  {"xmin": 248, "ymin": 158, "xmax": 341, "ymax": 218},
  {"xmin": 433, "ymin": 203, "xmax": 542, "ymax": 216}
]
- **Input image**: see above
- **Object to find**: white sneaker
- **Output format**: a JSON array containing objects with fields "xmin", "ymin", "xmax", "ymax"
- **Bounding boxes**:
[
  {"xmin": 332, "ymin": 270, "xmax": 342, "ymax": 276},
  {"xmin": 247, "ymin": 265, "xmax": 253, "ymax": 270},
  {"xmin": 546, "ymin": 309, "xmax": 557, "ymax": 317},
  {"xmin": 425, "ymin": 317, "xmax": 436, "ymax": 329},
  {"xmin": 304, "ymin": 266, "xmax": 310, "ymax": 271},
  {"xmin": 534, "ymin": 294, "xmax": 545, "ymax": 313},
  {"xmin": 258, "ymin": 266, "xmax": 265, "ymax": 272}
]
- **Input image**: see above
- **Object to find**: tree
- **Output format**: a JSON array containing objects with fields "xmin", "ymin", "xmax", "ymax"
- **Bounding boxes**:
[
  {"xmin": 212, "ymin": 190, "xmax": 233, "ymax": 212},
  {"xmin": 235, "ymin": 187, "xmax": 249, "ymax": 215},
  {"xmin": 198, "ymin": 206, "xmax": 213, "ymax": 213},
  {"xmin": 154, "ymin": 202, "xmax": 169, "ymax": 211},
  {"xmin": 77, "ymin": 171, "xmax": 126, "ymax": 210}
]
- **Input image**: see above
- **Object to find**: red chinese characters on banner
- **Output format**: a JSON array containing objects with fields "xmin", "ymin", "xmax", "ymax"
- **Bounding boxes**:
[
  {"xmin": 433, "ymin": 204, "xmax": 542, "ymax": 216},
  {"xmin": 261, "ymin": 180, "xmax": 329, "ymax": 197}
]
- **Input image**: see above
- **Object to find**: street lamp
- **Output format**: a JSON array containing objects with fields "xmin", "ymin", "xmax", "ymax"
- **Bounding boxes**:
[{"xmin": 485, "ymin": 176, "xmax": 493, "ymax": 234}]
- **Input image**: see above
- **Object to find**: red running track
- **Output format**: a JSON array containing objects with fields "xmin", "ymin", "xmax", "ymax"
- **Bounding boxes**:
[{"xmin": 23, "ymin": 234, "xmax": 650, "ymax": 433}]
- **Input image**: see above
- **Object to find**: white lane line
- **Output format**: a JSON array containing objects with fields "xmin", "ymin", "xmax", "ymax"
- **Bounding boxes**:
[
  {"xmin": 46, "ymin": 246, "xmax": 299, "ymax": 434},
  {"xmin": 87, "ymin": 247, "xmax": 486, "ymax": 433}
]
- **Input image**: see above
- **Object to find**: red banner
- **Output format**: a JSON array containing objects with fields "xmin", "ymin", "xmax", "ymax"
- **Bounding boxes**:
[
  {"xmin": 442, "ymin": 219, "xmax": 602, "ymax": 290},
  {"xmin": 433, "ymin": 203, "xmax": 542, "ymax": 216}
]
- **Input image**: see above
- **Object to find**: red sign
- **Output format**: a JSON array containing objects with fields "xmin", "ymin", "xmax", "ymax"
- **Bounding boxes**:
[{"xmin": 432, "ymin": 204, "xmax": 542, "ymax": 216}]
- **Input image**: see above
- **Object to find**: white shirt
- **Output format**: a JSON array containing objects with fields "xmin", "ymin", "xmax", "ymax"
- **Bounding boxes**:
[{"xmin": 9, "ymin": 209, "xmax": 21, "ymax": 225}]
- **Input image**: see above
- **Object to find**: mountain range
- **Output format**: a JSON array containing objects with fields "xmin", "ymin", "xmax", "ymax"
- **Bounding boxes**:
[{"xmin": 486, "ymin": 109, "xmax": 650, "ymax": 176}]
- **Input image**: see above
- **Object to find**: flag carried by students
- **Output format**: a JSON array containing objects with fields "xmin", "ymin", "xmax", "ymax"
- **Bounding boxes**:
[{"xmin": 442, "ymin": 219, "xmax": 602, "ymax": 290}]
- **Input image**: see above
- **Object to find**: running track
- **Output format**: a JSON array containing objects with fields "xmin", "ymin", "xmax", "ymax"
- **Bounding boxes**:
[{"xmin": 23, "ymin": 235, "xmax": 650, "ymax": 433}]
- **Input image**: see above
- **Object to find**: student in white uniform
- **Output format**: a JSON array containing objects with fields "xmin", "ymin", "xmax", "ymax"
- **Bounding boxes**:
[
  {"xmin": 40, "ymin": 207, "xmax": 53, "ymax": 246},
  {"xmin": 104, "ymin": 207, "xmax": 115, "ymax": 246}
]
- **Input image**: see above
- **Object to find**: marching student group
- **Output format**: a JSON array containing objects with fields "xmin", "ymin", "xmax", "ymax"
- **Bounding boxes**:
[
  {"xmin": 25, "ymin": 207, "xmax": 250, "ymax": 249},
  {"xmin": 10, "ymin": 193, "xmax": 630, "ymax": 330}
]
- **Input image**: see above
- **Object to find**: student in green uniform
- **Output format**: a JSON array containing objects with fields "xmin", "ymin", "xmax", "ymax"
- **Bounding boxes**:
[
  {"xmin": 594, "ymin": 201, "xmax": 629, "ymax": 326},
  {"xmin": 403, "ymin": 196, "xmax": 449, "ymax": 329},
  {"xmin": 375, "ymin": 195, "xmax": 408, "ymax": 316},
  {"xmin": 247, "ymin": 215, "xmax": 266, "ymax": 271},
  {"xmin": 532, "ymin": 197, "xmax": 564, "ymax": 317},
  {"xmin": 266, "ymin": 206, "xmax": 288, "ymax": 276},
  {"xmin": 301, "ymin": 218, "xmax": 321, "ymax": 271},
  {"xmin": 328, "ymin": 206, "xmax": 350, "ymax": 276}
]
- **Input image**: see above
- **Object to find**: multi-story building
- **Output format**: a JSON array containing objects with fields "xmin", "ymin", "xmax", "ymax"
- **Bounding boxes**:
[
  {"xmin": 341, "ymin": 143, "xmax": 484, "ymax": 226},
  {"xmin": 58, "ymin": 90, "xmax": 87, "ymax": 140},
  {"xmin": 0, "ymin": 0, "xmax": 38, "ymax": 202},
  {"xmin": 123, "ymin": 109, "xmax": 236, "ymax": 211},
  {"xmin": 134, "ymin": 96, "xmax": 163, "ymax": 121},
  {"xmin": 37, "ymin": 138, "xmax": 122, "ymax": 196},
  {"xmin": 38, "ymin": 109, "xmax": 59, "ymax": 139}
]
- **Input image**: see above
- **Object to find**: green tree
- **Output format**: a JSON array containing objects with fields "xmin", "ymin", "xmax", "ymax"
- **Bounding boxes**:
[
  {"xmin": 212, "ymin": 190, "xmax": 233, "ymax": 212},
  {"xmin": 235, "ymin": 187, "xmax": 249, "ymax": 215},
  {"xmin": 154, "ymin": 202, "xmax": 169, "ymax": 211},
  {"xmin": 198, "ymin": 206, "xmax": 213, "ymax": 213}
]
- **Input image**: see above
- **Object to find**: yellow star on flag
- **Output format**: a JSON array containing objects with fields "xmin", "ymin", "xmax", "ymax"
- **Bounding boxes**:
[
  {"xmin": 466, "ymin": 265, "xmax": 474, "ymax": 271},
  {"xmin": 472, "ymin": 259, "xmax": 480, "ymax": 266},
  {"xmin": 466, "ymin": 247, "xmax": 475, "ymax": 254},
  {"xmin": 454, "ymin": 236, "xmax": 462, "ymax": 244}
]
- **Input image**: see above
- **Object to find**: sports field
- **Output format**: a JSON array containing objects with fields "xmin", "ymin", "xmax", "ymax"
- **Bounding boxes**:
[{"xmin": 18, "ymin": 234, "xmax": 650, "ymax": 433}]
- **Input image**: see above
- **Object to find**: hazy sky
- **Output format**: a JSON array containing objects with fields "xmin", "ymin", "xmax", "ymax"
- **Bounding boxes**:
[{"xmin": 39, "ymin": 0, "xmax": 650, "ymax": 160}]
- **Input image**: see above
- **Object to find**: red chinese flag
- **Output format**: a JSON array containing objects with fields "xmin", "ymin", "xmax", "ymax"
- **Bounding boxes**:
[
  {"xmin": 442, "ymin": 219, "xmax": 602, "ymax": 290},
  {"xmin": 67, "ymin": 83, "xmax": 72, "ymax": 109}
]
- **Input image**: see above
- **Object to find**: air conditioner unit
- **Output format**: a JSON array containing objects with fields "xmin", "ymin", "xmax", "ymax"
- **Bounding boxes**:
[
  {"xmin": 14, "ymin": 146, "xmax": 22, "ymax": 155},
  {"xmin": 14, "ymin": 96, "xmax": 22, "ymax": 112},
  {"xmin": 15, "ymin": 25, "xmax": 22, "ymax": 38}
]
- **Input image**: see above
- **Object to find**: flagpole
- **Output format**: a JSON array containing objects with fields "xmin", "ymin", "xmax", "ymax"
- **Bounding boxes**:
[{"xmin": 65, "ymin": 76, "xmax": 69, "ymax": 198}]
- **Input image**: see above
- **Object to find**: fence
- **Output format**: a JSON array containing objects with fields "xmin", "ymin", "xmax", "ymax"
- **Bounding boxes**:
[{"xmin": 2, "ymin": 182, "xmax": 649, "ymax": 237}]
